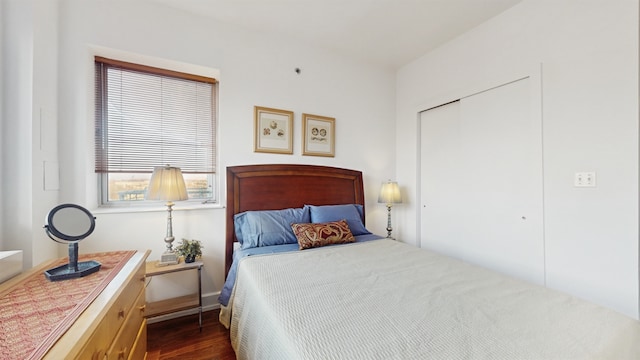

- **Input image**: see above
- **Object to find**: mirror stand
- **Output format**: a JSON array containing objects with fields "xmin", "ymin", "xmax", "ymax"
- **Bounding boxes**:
[
  {"xmin": 44, "ymin": 243, "xmax": 101, "ymax": 281},
  {"xmin": 43, "ymin": 203, "xmax": 101, "ymax": 281}
]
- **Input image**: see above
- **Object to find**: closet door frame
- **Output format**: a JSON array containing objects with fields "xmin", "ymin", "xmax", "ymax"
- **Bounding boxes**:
[{"xmin": 415, "ymin": 66, "xmax": 544, "ymax": 285}]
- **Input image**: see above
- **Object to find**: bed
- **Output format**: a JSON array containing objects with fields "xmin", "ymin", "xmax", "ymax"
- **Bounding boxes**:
[{"xmin": 220, "ymin": 164, "xmax": 640, "ymax": 359}]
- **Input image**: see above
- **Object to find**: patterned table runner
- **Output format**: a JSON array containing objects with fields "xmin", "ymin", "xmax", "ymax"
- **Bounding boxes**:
[{"xmin": 0, "ymin": 250, "xmax": 136, "ymax": 360}]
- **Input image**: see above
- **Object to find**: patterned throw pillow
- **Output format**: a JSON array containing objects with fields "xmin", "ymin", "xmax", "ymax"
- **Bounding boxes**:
[{"xmin": 291, "ymin": 220, "xmax": 355, "ymax": 250}]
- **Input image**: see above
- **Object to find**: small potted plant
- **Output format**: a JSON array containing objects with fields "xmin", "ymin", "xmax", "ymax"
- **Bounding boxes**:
[{"xmin": 175, "ymin": 239, "xmax": 203, "ymax": 263}]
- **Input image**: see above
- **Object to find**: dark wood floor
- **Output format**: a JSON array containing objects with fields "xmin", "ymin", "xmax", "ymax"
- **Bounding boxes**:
[{"xmin": 147, "ymin": 309, "xmax": 236, "ymax": 360}]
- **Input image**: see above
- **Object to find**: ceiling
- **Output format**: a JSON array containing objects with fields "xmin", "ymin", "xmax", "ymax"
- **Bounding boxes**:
[{"xmin": 147, "ymin": 0, "xmax": 523, "ymax": 69}]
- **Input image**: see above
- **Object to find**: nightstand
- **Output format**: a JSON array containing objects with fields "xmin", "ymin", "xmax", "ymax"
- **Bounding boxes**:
[{"xmin": 145, "ymin": 260, "xmax": 203, "ymax": 331}]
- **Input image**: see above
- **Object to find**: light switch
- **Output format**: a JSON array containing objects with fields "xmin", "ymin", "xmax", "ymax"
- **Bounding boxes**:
[{"xmin": 574, "ymin": 172, "xmax": 596, "ymax": 187}]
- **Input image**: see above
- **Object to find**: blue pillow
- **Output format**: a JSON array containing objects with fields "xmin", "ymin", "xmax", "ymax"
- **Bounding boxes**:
[
  {"xmin": 306, "ymin": 204, "xmax": 371, "ymax": 236},
  {"xmin": 234, "ymin": 207, "xmax": 310, "ymax": 249}
]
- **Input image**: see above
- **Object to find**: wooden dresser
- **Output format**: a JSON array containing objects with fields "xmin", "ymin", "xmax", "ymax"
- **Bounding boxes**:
[
  {"xmin": 1, "ymin": 250, "xmax": 150, "ymax": 360},
  {"xmin": 46, "ymin": 250, "xmax": 150, "ymax": 359}
]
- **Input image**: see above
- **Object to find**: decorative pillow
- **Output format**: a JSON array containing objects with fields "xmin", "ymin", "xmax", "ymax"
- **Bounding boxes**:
[
  {"xmin": 291, "ymin": 220, "xmax": 356, "ymax": 250},
  {"xmin": 306, "ymin": 204, "xmax": 371, "ymax": 236},
  {"xmin": 234, "ymin": 207, "xmax": 310, "ymax": 249}
]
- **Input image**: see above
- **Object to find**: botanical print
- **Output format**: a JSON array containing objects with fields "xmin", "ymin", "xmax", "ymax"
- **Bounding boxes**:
[
  {"xmin": 261, "ymin": 118, "xmax": 287, "ymax": 141},
  {"xmin": 302, "ymin": 113, "xmax": 335, "ymax": 157},
  {"xmin": 254, "ymin": 106, "xmax": 293, "ymax": 154},
  {"xmin": 309, "ymin": 126, "xmax": 328, "ymax": 143}
]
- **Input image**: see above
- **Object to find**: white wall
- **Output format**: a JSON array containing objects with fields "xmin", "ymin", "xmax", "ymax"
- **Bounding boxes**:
[
  {"xmin": 0, "ymin": 0, "xmax": 4, "ymax": 246},
  {"xmin": 32, "ymin": 0, "xmax": 61, "ymax": 266},
  {"xmin": 1, "ymin": 0, "xmax": 60, "ymax": 268},
  {"xmin": 1, "ymin": 0, "xmax": 34, "ymax": 263},
  {"xmin": 35, "ymin": 0, "xmax": 394, "ymax": 305},
  {"xmin": 396, "ymin": 0, "xmax": 639, "ymax": 319}
]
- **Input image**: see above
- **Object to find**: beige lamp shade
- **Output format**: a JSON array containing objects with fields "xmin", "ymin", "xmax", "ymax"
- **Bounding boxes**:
[
  {"xmin": 146, "ymin": 165, "xmax": 188, "ymax": 201},
  {"xmin": 378, "ymin": 181, "xmax": 402, "ymax": 205}
]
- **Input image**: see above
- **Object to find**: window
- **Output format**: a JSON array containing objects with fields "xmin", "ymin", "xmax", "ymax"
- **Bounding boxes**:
[{"xmin": 95, "ymin": 57, "xmax": 217, "ymax": 206}]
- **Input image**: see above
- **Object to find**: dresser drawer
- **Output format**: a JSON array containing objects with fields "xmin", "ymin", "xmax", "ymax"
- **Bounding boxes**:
[
  {"xmin": 128, "ymin": 318, "xmax": 147, "ymax": 360},
  {"xmin": 106, "ymin": 262, "xmax": 146, "ymax": 336},
  {"xmin": 106, "ymin": 286, "xmax": 146, "ymax": 360},
  {"xmin": 75, "ymin": 256, "xmax": 147, "ymax": 360}
]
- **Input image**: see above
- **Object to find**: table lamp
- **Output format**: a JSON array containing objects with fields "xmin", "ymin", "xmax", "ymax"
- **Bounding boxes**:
[
  {"xmin": 146, "ymin": 165, "xmax": 188, "ymax": 266},
  {"xmin": 378, "ymin": 180, "xmax": 402, "ymax": 239}
]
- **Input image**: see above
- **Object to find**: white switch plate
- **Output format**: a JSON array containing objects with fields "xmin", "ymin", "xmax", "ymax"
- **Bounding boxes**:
[{"xmin": 574, "ymin": 172, "xmax": 596, "ymax": 187}]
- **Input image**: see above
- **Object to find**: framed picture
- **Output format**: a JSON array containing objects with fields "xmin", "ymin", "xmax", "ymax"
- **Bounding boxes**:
[
  {"xmin": 254, "ymin": 106, "xmax": 294, "ymax": 154},
  {"xmin": 302, "ymin": 113, "xmax": 335, "ymax": 157}
]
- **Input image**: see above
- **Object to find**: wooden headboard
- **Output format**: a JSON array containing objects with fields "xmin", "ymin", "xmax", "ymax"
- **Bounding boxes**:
[{"xmin": 225, "ymin": 164, "xmax": 365, "ymax": 276}]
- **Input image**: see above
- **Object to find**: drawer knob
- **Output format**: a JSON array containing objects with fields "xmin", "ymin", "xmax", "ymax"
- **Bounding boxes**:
[
  {"xmin": 118, "ymin": 309, "xmax": 125, "ymax": 319},
  {"xmin": 138, "ymin": 304, "xmax": 146, "ymax": 313},
  {"xmin": 117, "ymin": 347, "xmax": 128, "ymax": 360}
]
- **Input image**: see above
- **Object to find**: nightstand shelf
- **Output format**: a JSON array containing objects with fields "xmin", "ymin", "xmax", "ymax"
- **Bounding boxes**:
[
  {"xmin": 146, "ymin": 293, "xmax": 200, "ymax": 317},
  {"xmin": 145, "ymin": 260, "xmax": 203, "ymax": 330}
]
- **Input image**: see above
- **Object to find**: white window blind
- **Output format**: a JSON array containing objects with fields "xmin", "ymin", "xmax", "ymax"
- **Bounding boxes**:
[{"xmin": 95, "ymin": 57, "xmax": 217, "ymax": 175}]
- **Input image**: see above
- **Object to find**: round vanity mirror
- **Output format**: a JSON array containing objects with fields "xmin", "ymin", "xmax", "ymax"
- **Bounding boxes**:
[
  {"xmin": 43, "ymin": 204, "xmax": 100, "ymax": 281},
  {"xmin": 45, "ymin": 203, "xmax": 96, "ymax": 243}
]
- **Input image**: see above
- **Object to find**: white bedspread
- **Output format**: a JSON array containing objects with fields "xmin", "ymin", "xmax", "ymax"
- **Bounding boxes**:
[{"xmin": 227, "ymin": 239, "xmax": 640, "ymax": 359}]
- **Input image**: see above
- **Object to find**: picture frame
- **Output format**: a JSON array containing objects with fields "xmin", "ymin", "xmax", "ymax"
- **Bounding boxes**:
[
  {"xmin": 254, "ymin": 106, "xmax": 294, "ymax": 154},
  {"xmin": 302, "ymin": 113, "xmax": 335, "ymax": 157}
]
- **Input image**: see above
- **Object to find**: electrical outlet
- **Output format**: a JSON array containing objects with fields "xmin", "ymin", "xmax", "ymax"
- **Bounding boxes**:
[{"xmin": 574, "ymin": 172, "xmax": 596, "ymax": 187}]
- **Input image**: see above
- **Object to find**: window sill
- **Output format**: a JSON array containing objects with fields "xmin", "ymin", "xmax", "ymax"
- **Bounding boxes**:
[{"xmin": 92, "ymin": 202, "xmax": 225, "ymax": 215}]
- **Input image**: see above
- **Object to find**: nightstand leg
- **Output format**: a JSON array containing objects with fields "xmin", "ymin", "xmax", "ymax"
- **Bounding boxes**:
[{"xmin": 198, "ymin": 265, "xmax": 202, "ymax": 332}]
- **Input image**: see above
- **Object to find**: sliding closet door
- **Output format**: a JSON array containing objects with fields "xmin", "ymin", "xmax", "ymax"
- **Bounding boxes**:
[{"xmin": 420, "ymin": 78, "xmax": 544, "ymax": 285}]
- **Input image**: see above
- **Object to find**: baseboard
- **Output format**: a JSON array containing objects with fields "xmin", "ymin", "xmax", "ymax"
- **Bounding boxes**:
[{"xmin": 146, "ymin": 291, "xmax": 221, "ymax": 324}]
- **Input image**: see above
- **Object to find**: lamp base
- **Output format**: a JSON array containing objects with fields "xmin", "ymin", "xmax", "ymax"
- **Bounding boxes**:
[
  {"xmin": 156, "ymin": 251, "xmax": 179, "ymax": 267},
  {"xmin": 385, "ymin": 204, "xmax": 395, "ymax": 240}
]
